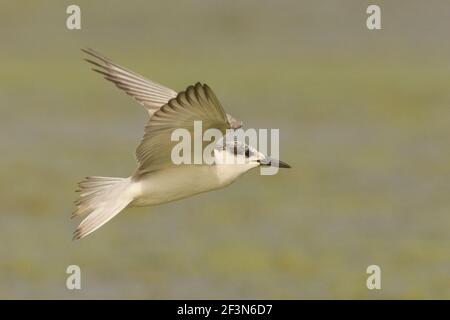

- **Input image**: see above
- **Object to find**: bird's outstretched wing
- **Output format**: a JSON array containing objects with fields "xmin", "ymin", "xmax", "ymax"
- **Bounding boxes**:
[
  {"xmin": 82, "ymin": 48, "xmax": 177, "ymax": 116},
  {"xmin": 81, "ymin": 48, "xmax": 243, "ymax": 129},
  {"xmin": 135, "ymin": 82, "xmax": 234, "ymax": 175}
]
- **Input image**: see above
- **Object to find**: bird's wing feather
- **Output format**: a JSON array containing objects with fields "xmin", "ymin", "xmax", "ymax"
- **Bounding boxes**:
[
  {"xmin": 135, "ymin": 82, "xmax": 232, "ymax": 175},
  {"xmin": 82, "ymin": 48, "xmax": 177, "ymax": 116},
  {"xmin": 81, "ymin": 48, "xmax": 243, "ymax": 128}
]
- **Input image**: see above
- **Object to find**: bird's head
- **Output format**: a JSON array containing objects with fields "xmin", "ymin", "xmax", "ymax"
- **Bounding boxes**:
[{"xmin": 214, "ymin": 140, "xmax": 291, "ymax": 170}]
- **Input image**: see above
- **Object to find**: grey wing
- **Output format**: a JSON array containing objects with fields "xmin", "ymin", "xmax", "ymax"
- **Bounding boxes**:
[
  {"xmin": 135, "ymin": 82, "xmax": 234, "ymax": 175},
  {"xmin": 82, "ymin": 48, "xmax": 242, "ymax": 127},
  {"xmin": 82, "ymin": 48, "xmax": 177, "ymax": 117}
]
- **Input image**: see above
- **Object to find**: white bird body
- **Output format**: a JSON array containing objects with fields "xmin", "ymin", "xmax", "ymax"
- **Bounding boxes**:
[
  {"xmin": 72, "ymin": 49, "xmax": 289, "ymax": 240},
  {"xmin": 130, "ymin": 162, "xmax": 256, "ymax": 207}
]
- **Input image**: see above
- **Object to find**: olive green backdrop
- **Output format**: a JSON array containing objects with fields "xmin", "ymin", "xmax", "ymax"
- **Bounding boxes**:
[{"xmin": 1, "ymin": 1, "xmax": 449, "ymax": 298}]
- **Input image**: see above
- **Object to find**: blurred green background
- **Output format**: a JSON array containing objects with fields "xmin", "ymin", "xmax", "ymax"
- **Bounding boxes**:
[{"xmin": 1, "ymin": 0, "xmax": 449, "ymax": 299}]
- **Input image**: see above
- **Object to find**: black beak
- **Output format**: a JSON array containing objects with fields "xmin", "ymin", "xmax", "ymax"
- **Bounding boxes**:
[{"xmin": 258, "ymin": 158, "xmax": 291, "ymax": 168}]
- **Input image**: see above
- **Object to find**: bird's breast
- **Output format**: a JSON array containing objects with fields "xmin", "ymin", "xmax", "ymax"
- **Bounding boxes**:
[{"xmin": 131, "ymin": 165, "xmax": 229, "ymax": 207}]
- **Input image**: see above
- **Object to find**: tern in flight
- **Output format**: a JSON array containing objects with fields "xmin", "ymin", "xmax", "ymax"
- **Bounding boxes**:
[{"xmin": 72, "ymin": 49, "xmax": 290, "ymax": 239}]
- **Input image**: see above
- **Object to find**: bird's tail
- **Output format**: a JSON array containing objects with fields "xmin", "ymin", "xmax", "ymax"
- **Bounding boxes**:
[{"xmin": 72, "ymin": 176, "xmax": 133, "ymax": 240}]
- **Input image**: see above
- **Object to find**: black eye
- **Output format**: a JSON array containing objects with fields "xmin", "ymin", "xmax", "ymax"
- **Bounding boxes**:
[{"xmin": 245, "ymin": 148, "xmax": 250, "ymax": 158}]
